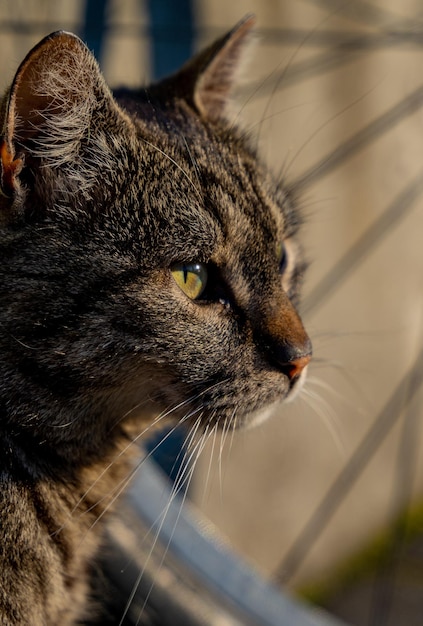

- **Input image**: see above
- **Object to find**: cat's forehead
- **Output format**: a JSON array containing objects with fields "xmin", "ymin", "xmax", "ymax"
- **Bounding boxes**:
[
  {"xmin": 184, "ymin": 128, "xmax": 288, "ymax": 244},
  {"xmin": 129, "ymin": 103, "xmax": 293, "ymax": 267},
  {"xmin": 142, "ymin": 117, "xmax": 285, "ymax": 221}
]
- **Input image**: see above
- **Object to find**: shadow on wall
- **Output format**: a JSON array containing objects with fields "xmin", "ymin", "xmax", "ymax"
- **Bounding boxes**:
[{"xmin": 83, "ymin": 0, "xmax": 195, "ymax": 80}]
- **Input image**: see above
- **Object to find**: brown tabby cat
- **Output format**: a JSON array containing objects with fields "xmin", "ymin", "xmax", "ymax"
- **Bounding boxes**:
[{"xmin": 0, "ymin": 15, "xmax": 311, "ymax": 625}]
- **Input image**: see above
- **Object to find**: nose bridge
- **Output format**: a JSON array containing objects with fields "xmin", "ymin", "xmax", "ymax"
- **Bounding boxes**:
[{"xmin": 265, "ymin": 294, "xmax": 310, "ymax": 355}]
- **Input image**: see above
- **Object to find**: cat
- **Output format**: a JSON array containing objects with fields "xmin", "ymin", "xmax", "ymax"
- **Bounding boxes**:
[{"xmin": 0, "ymin": 15, "xmax": 311, "ymax": 625}]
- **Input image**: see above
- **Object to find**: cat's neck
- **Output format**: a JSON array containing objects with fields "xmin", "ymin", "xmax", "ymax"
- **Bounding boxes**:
[{"xmin": 0, "ymin": 440, "xmax": 133, "ymax": 625}]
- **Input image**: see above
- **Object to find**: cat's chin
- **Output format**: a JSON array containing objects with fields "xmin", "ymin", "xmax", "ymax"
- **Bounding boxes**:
[{"xmin": 243, "ymin": 403, "xmax": 280, "ymax": 429}]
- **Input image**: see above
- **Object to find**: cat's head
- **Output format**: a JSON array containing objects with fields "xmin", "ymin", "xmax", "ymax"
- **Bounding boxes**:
[{"xmin": 0, "ymin": 17, "xmax": 311, "ymax": 456}]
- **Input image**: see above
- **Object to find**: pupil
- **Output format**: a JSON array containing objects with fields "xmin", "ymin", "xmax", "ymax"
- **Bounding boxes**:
[{"xmin": 279, "ymin": 245, "xmax": 287, "ymax": 273}]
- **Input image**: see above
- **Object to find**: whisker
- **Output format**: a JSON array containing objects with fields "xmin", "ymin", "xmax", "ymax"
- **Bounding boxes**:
[
  {"xmin": 81, "ymin": 408, "xmax": 201, "ymax": 524},
  {"xmin": 255, "ymin": 4, "xmax": 348, "ymax": 152},
  {"xmin": 140, "ymin": 137, "xmax": 202, "ymax": 199},
  {"xmin": 121, "ymin": 416, "xmax": 208, "ymax": 625},
  {"xmin": 65, "ymin": 415, "xmax": 171, "ymax": 521},
  {"xmin": 55, "ymin": 378, "xmax": 231, "ymax": 544},
  {"xmin": 228, "ymin": 409, "xmax": 238, "ymax": 454},
  {"xmin": 70, "ymin": 382, "xmax": 228, "ymax": 516},
  {"xmin": 201, "ymin": 421, "xmax": 219, "ymax": 505},
  {"xmin": 310, "ymin": 358, "xmax": 373, "ymax": 410},
  {"xmin": 63, "ymin": 412, "xmax": 205, "ymax": 616},
  {"xmin": 80, "ymin": 376, "xmax": 230, "ymax": 527},
  {"xmin": 239, "ymin": 101, "xmax": 311, "ymax": 139},
  {"xmin": 181, "ymin": 134, "xmax": 202, "ymax": 192},
  {"xmin": 218, "ymin": 414, "xmax": 232, "ymax": 502},
  {"xmin": 284, "ymin": 82, "xmax": 380, "ymax": 180},
  {"xmin": 301, "ymin": 386, "xmax": 346, "ymax": 456},
  {"xmin": 230, "ymin": 61, "xmax": 289, "ymax": 132}
]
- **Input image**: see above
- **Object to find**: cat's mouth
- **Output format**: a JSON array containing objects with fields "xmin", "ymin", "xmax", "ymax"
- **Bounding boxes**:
[
  {"xmin": 240, "ymin": 362, "xmax": 309, "ymax": 429},
  {"xmin": 162, "ymin": 358, "xmax": 310, "ymax": 432}
]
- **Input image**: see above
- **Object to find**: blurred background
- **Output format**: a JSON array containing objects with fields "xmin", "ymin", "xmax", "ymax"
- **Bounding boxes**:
[{"xmin": 1, "ymin": 1, "xmax": 423, "ymax": 624}]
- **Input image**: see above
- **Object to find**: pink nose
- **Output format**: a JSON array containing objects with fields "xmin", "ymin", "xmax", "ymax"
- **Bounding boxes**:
[{"xmin": 285, "ymin": 354, "xmax": 311, "ymax": 381}]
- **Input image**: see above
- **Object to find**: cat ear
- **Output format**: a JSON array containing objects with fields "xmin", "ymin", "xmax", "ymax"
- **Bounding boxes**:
[
  {"xmin": 175, "ymin": 14, "xmax": 256, "ymax": 124},
  {"xmin": 0, "ymin": 31, "xmax": 114, "ymax": 198}
]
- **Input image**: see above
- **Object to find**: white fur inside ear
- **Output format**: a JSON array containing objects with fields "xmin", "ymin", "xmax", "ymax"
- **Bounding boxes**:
[{"xmin": 5, "ymin": 32, "xmax": 124, "ymax": 199}]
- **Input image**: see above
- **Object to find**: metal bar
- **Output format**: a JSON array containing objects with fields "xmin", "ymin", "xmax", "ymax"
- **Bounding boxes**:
[
  {"xmin": 127, "ymin": 460, "xmax": 348, "ymax": 626},
  {"xmin": 275, "ymin": 345, "xmax": 423, "ymax": 584}
]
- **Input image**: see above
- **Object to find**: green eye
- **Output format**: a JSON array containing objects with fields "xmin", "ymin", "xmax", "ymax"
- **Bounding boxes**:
[
  {"xmin": 171, "ymin": 263, "xmax": 208, "ymax": 300},
  {"xmin": 276, "ymin": 241, "xmax": 288, "ymax": 273}
]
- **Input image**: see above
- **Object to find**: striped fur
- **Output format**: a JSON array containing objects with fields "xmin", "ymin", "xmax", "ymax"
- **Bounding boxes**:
[{"xmin": 0, "ymin": 17, "xmax": 311, "ymax": 624}]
